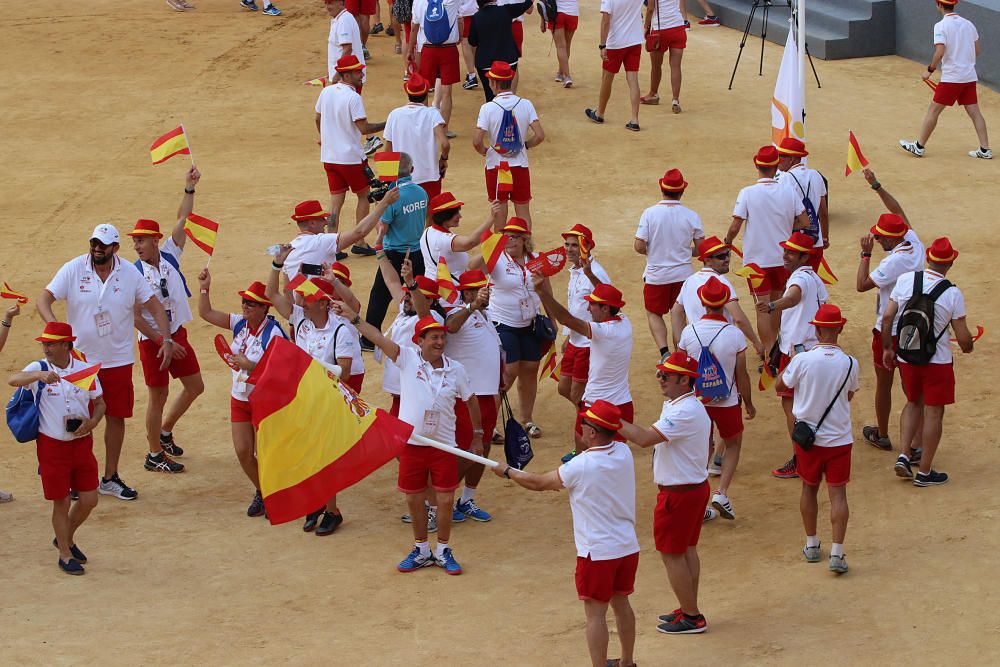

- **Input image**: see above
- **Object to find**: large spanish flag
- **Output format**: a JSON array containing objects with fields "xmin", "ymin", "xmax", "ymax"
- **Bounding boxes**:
[
  {"xmin": 184, "ymin": 214, "xmax": 219, "ymax": 255},
  {"xmin": 150, "ymin": 126, "xmax": 191, "ymax": 165},
  {"xmin": 248, "ymin": 339, "xmax": 412, "ymax": 524},
  {"xmin": 481, "ymin": 230, "xmax": 506, "ymax": 273}
]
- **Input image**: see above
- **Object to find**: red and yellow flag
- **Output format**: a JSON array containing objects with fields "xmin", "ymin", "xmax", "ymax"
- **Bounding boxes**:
[
  {"xmin": 372, "ymin": 152, "xmax": 402, "ymax": 182},
  {"xmin": 62, "ymin": 363, "xmax": 101, "ymax": 391},
  {"xmin": 845, "ymin": 130, "xmax": 869, "ymax": 177},
  {"xmin": 304, "ymin": 75, "xmax": 330, "ymax": 87},
  {"xmin": 758, "ymin": 366, "xmax": 775, "ymax": 392},
  {"xmin": 436, "ymin": 257, "xmax": 458, "ymax": 304},
  {"xmin": 497, "ymin": 161, "xmax": 513, "ymax": 193},
  {"xmin": 539, "ymin": 347, "xmax": 559, "ymax": 381},
  {"xmin": 0, "ymin": 281, "xmax": 28, "ymax": 304},
  {"xmin": 735, "ymin": 262, "xmax": 766, "ymax": 290},
  {"xmin": 923, "ymin": 79, "xmax": 939, "ymax": 92},
  {"xmin": 150, "ymin": 126, "xmax": 191, "ymax": 165},
  {"xmin": 481, "ymin": 230, "xmax": 506, "ymax": 273},
  {"xmin": 184, "ymin": 214, "xmax": 219, "ymax": 255},
  {"xmin": 817, "ymin": 256, "xmax": 838, "ymax": 285},
  {"xmin": 248, "ymin": 339, "xmax": 412, "ymax": 524},
  {"xmin": 287, "ymin": 274, "xmax": 325, "ymax": 302}
]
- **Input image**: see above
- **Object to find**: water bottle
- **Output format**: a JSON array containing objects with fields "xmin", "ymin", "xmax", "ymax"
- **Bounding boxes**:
[{"xmin": 265, "ymin": 244, "xmax": 282, "ymax": 257}]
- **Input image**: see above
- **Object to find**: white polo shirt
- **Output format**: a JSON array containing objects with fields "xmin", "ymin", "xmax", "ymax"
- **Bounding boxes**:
[
  {"xmin": 635, "ymin": 200, "xmax": 704, "ymax": 285},
  {"xmin": 384, "ymin": 104, "xmax": 446, "ymax": 185},
  {"xmin": 564, "ymin": 259, "xmax": 612, "ymax": 348},
  {"xmin": 651, "ymin": 391, "xmax": 712, "ymax": 486},
  {"xmin": 675, "ymin": 268, "xmax": 738, "ymax": 326},
  {"xmin": 870, "ymin": 232, "xmax": 924, "ymax": 331},
  {"xmin": 397, "ymin": 346, "xmax": 473, "ymax": 447},
  {"xmin": 600, "ymin": 0, "xmax": 644, "ymax": 49},
  {"xmin": 459, "ymin": 0, "xmax": 478, "ymax": 17},
  {"xmin": 583, "ymin": 316, "xmax": 633, "ymax": 406},
  {"xmin": 889, "ymin": 269, "xmax": 966, "ymax": 365},
  {"xmin": 289, "ymin": 305, "xmax": 362, "ymax": 373},
  {"xmin": 556, "ymin": 0, "xmax": 580, "ymax": 17},
  {"xmin": 779, "ymin": 266, "xmax": 827, "ymax": 355},
  {"xmin": 488, "ymin": 252, "xmax": 539, "ymax": 328},
  {"xmin": 557, "ymin": 440, "xmax": 640, "ymax": 561},
  {"xmin": 228, "ymin": 314, "xmax": 288, "ymax": 401},
  {"xmin": 412, "ymin": 0, "xmax": 462, "ymax": 48},
  {"xmin": 328, "ymin": 10, "xmax": 365, "ymax": 82},
  {"xmin": 46, "ymin": 254, "xmax": 156, "ymax": 369},
  {"xmin": 776, "ymin": 164, "xmax": 828, "ymax": 247},
  {"xmin": 649, "ymin": 0, "xmax": 683, "ymax": 30},
  {"xmin": 378, "ymin": 305, "xmax": 446, "ymax": 394},
  {"xmin": 23, "ymin": 358, "xmax": 104, "ymax": 442},
  {"xmin": 421, "ymin": 225, "xmax": 469, "ymax": 279},
  {"xmin": 935, "ymin": 13, "xmax": 979, "ymax": 84},
  {"xmin": 283, "ymin": 232, "xmax": 341, "ymax": 281},
  {"xmin": 733, "ymin": 178, "xmax": 806, "ymax": 268},
  {"xmin": 135, "ymin": 238, "xmax": 193, "ymax": 340},
  {"xmin": 444, "ymin": 306, "xmax": 502, "ymax": 395},
  {"xmin": 781, "ymin": 345, "xmax": 859, "ymax": 448},
  {"xmin": 476, "ymin": 92, "xmax": 539, "ymax": 170},
  {"xmin": 677, "ymin": 315, "xmax": 746, "ymax": 408},
  {"xmin": 316, "ymin": 83, "xmax": 367, "ymax": 165}
]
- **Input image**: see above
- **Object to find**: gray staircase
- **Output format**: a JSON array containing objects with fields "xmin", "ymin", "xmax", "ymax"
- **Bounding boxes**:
[{"xmin": 709, "ymin": 0, "xmax": 895, "ymax": 60}]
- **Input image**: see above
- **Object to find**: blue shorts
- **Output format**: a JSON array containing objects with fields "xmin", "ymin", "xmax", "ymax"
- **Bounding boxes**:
[{"xmin": 495, "ymin": 322, "xmax": 542, "ymax": 363}]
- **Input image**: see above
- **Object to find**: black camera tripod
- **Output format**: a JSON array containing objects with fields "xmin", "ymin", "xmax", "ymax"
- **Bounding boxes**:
[{"xmin": 728, "ymin": 0, "xmax": 821, "ymax": 90}]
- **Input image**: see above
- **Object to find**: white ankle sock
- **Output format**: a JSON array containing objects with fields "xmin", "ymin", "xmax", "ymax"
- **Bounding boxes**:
[
  {"xmin": 831, "ymin": 543, "xmax": 845, "ymax": 557},
  {"xmin": 416, "ymin": 541, "xmax": 430, "ymax": 557},
  {"xmin": 435, "ymin": 542, "xmax": 449, "ymax": 558},
  {"xmin": 460, "ymin": 486, "xmax": 476, "ymax": 505},
  {"xmin": 806, "ymin": 535, "xmax": 820, "ymax": 548}
]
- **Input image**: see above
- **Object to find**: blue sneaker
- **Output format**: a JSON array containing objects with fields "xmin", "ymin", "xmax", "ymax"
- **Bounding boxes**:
[
  {"xmin": 435, "ymin": 547, "xmax": 462, "ymax": 575},
  {"xmin": 451, "ymin": 506, "xmax": 467, "ymax": 523},
  {"xmin": 262, "ymin": 4, "xmax": 281, "ymax": 15},
  {"xmin": 456, "ymin": 499, "xmax": 492, "ymax": 522},
  {"xmin": 397, "ymin": 546, "xmax": 433, "ymax": 573},
  {"xmin": 560, "ymin": 450, "xmax": 577, "ymax": 463},
  {"xmin": 240, "ymin": 0, "xmax": 258, "ymax": 10}
]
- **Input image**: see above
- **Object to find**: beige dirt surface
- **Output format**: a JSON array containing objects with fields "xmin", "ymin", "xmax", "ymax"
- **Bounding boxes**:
[{"xmin": 2, "ymin": 1, "xmax": 998, "ymax": 664}]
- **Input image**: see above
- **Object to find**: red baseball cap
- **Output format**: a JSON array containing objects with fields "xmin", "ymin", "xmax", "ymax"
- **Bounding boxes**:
[
  {"xmin": 584, "ymin": 283, "xmax": 625, "ymax": 309},
  {"xmin": 657, "ymin": 351, "xmax": 699, "ymax": 378}
]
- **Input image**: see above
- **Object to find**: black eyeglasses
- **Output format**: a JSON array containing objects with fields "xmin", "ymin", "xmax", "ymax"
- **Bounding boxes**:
[
  {"xmin": 242, "ymin": 299, "xmax": 264, "ymax": 308},
  {"xmin": 159, "ymin": 278, "xmax": 169, "ymax": 299},
  {"xmin": 711, "ymin": 252, "xmax": 731, "ymax": 260},
  {"xmin": 656, "ymin": 371, "xmax": 668, "ymax": 380}
]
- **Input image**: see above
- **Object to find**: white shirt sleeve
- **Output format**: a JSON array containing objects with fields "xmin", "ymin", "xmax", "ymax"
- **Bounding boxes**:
[
  {"xmin": 558, "ymin": 455, "xmax": 583, "ymax": 489},
  {"xmin": 781, "ymin": 354, "xmax": 802, "ymax": 389},
  {"xmin": 733, "ymin": 188, "xmax": 748, "ymax": 219},
  {"xmin": 46, "ymin": 261, "xmax": 74, "ymax": 301},
  {"xmin": 635, "ymin": 211, "xmax": 650, "ymax": 242},
  {"xmin": 334, "ymin": 323, "xmax": 360, "ymax": 362},
  {"xmin": 351, "ymin": 94, "xmax": 367, "ymax": 122}
]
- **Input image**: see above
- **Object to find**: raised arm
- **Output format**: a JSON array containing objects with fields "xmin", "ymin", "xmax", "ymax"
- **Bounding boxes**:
[
  {"xmin": 266, "ymin": 245, "xmax": 294, "ymax": 320},
  {"xmin": 402, "ymin": 258, "xmax": 432, "ymax": 318},
  {"xmin": 0, "ymin": 304, "xmax": 21, "ymax": 354},
  {"xmin": 864, "ymin": 168, "xmax": 909, "ymax": 224},
  {"xmin": 531, "ymin": 272, "xmax": 589, "ymax": 337},
  {"xmin": 453, "ymin": 200, "xmax": 504, "ymax": 251},
  {"xmin": 331, "ymin": 300, "xmax": 400, "ymax": 361},
  {"xmin": 856, "ymin": 235, "xmax": 877, "ymax": 293},
  {"xmin": 197, "ymin": 268, "xmax": 231, "ymax": 329},
  {"xmin": 337, "ymin": 187, "xmax": 400, "ymax": 250},
  {"xmin": 173, "ymin": 166, "xmax": 201, "ymax": 247}
]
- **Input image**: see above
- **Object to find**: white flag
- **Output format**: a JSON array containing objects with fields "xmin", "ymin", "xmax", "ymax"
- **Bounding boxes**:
[{"xmin": 771, "ymin": 27, "xmax": 805, "ymax": 146}]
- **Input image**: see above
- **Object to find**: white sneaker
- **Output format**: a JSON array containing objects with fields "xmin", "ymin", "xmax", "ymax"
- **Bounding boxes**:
[
  {"xmin": 703, "ymin": 507, "xmax": 719, "ymax": 523},
  {"xmin": 829, "ymin": 554, "xmax": 849, "ymax": 574},
  {"xmin": 969, "ymin": 148, "xmax": 993, "ymax": 159},
  {"xmin": 364, "ymin": 136, "xmax": 384, "ymax": 156},
  {"xmin": 98, "ymin": 473, "xmax": 138, "ymax": 500},
  {"xmin": 898, "ymin": 139, "xmax": 925, "ymax": 157},
  {"xmin": 707, "ymin": 452, "xmax": 723, "ymax": 476},
  {"xmin": 427, "ymin": 505, "xmax": 438, "ymax": 533},
  {"xmin": 711, "ymin": 492, "xmax": 735, "ymax": 520},
  {"xmin": 563, "ymin": 76, "xmax": 573, "ymax": 89},
  {"xmin": 554, "ymin": 72, "xmax": 565, "ymax": 82}
]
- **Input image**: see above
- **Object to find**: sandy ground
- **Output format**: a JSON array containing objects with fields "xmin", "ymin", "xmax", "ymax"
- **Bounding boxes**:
[{"xmin": 2, "ymin": 1, "xmax": 998, "ymax": 664}]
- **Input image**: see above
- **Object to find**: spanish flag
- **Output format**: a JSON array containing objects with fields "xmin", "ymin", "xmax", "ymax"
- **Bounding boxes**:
[
  {"xmin": 184, "ymin": 214, "xmax": 219, "ymax": 255},
  {"xmin": 735, "ymin": 263, "xmax": 766, "ymax": 290},
  {"xmin": 0, "ymin": 281, "xmax": 28, "ymax": 304},
  {"xmin": 845, "ymin": 130, "xmax": 869, "ymax": 178},
  {"xmin": 923, "ymin": 79, "xmax": 938, "ymax": 92},
  {"xmin": 62, "ymin": 363, "xmax": 101, "ymax": 392},
  {"xmin": 497, "ymin": 161, "xmax": 513, "ymax": 193},
  {"xmin": 304, "ymin": 76, "xmax": 330, "ymax": 87},
  {"xmin": 248, "ymin": 339, "xmax": 412, "ymax": 524},
  {"xmin": 287, "ymin": 274, "xmax": 325, "ymax": 302},
  {"xmin": 436, "ymin": 257, "xmax": 458, "ymax": 304},
  {"xmin": 758, "ymin": 367, "xmax": 775, "ymax": 392},
  {"xmin": 150, "ymin": 126, "xmax": 191, "ymax": 165},
  {"xmin": 481, "ymin": 231, "xmax": 506, "ymax": 273},
  {"xmin": 539, "ymin": 347, "xmax": 558, "ymax": 381},
  {"xmin": 817, "ymin": 256, "xmax": 838, "ymax": 285},
  {"xmin": 372, "ymin": 152, "xmax": 401, "ymax": 182}
]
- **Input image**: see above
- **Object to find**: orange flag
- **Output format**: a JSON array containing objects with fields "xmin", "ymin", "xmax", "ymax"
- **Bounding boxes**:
[
  {"xmin": 436, "ymin": 257, "xmax": 458, "ymax": 304},
  {"xmin": 735, "ymin": 263, "xmax": 766, "ymax": 290},
  {"xmin": 184, "ymin": 214, "xmax": 219, "ymax": 256},
  {"xmin": 497, "ymin": 161, "xmax": 513, "ymax": 193},
  {"xmin": 62, "ymin": 363, "xmax": 101, "ymax": 391},
  {"xmin": 150, "ymin": 126, "xmax": 191, "ymax": 165},
  {"xmin": 845, "ymin": 130, "xmax": 869, "ymax": 177},
  {"xmin": 0, "ymin": 282, "xmax": 28, "ymax": 304},
  {"xmin": 817, "ymin": 256, "xmax": 839, "ymax": 285},
  {"xmin": 480, "ymin": 230, "xmax": 506, "ymax": 273}
]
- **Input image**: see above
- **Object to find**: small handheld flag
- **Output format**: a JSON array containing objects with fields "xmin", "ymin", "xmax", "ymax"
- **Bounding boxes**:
[
  {"xmin": 923, "ymin": 79, "xmax": 939, "ymax": 92},
  {"xmin": 0, "ymin": 282, "xmax": 29, "ymax": 304},
  {"xmin": 436, "ymin": 258, "xmax": 458, "ymax": 304},
  {"xmin": 304, "ymin": 76, "xmax": 330, "ymax": 87},
  {"xmin": 150, "ymin": 126, "xmax": 192, "ymax": 165},
  {"xmin": 817, "ymin": 256, "xmax": 838, "ymax": 285},
  {"xmin": 184, "ymin": 214, "xmax": 219, "ymax": 256},
  {"xmin": 497, "ymin": 161, "xmax": 513, "ymax": 193},
  {"xmin": 480, "ymin": 230, "xmax": 506, "ymax": 273},
  {"xmin": 845, "ymin": 130, "xmax": 869, "ymax": 178},
  {"xmin": 62, "ymin": 364, "xmax": 101, "ymax": 391},
  {"xmin": 526, "ymin": 247, "xmax": 567, "ymax": 277},
  {"xmin": 735, "ymin": 263, "xmax": 766, "ymax": 290},
  {"xmin": 951, "ymin": 325, "xmax": 985, "ymax": 344},
  {"xmin": 538, "ymin": 347, "xmax": 558, "ymax": 381},
  {"xmin": 372, "ymin": 152, "xmax": 402, "ymax": 182},
  {"xmin": 287, "ymin": 274, "xmax": 325, "ymax": 302},
  {"xmin": 214, "ymin": 334, "xmax": 241, "ymax": 371},
  {"xmin": 758, "ymin": 367, "xmax": 775, "ymax": 392}
]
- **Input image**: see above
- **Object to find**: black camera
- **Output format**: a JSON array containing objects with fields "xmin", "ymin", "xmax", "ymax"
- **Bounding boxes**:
[
  {"xmin": 301, "ymin": 263, "xmax": 324, "ymax": 277},
  {"xmin": 65, "ymin": 418, "xmax": 83, "ymax": 433},
  {"xmin": 363, "ymin": 164, "xmax": 392, "ymax": 203}
]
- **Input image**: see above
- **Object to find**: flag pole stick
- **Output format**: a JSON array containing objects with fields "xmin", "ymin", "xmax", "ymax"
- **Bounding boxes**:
[
  {"xmin": 181, "ymin": 123, "xmax": 195, "ymax": 167},
  {"xmin": 205, "ymin": 253, "xmax": 213, "ymax": 269},
  {"xmin": 411, "ymin": 434, "xmax": 503, "ymax": 468}
]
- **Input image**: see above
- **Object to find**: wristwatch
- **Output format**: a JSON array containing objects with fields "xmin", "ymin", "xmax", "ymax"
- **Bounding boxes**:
[
  {"xmin": 927, "ymin": 65, "xmax": 936, "ymax": 73},
  {"xmin": 598, "ymin": 43, "xmax": 607, "ymax": 49},
  {"xmin": 860, "ymin": 252, "xmax": 872, "ymax": 259},
  {"xmin": 351, "ymin": 315, "xmax": 361, "ymax": 325},
  {"xmin": 184, "ymin": 187, "xmax": 196, "ymax": 194}
]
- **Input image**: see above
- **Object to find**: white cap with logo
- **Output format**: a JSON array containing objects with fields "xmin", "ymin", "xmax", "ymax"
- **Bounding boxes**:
[{"xmin": 90, "ymin": 224, "xmax": 120, "ymax": 245}]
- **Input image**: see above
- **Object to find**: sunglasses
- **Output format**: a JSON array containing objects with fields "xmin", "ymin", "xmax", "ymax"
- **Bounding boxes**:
[
  {"xmin": 242, "ymin": 299, "xmax": 265, "ymax": 308},
  {"xmin": 656, "ymin": 371, "xmax": 669, "ymax": 380},
  {"xmin": 710, "ymin": 252, "xmax": 731, "ymax": 260},
  {"xmin": 89, "ymin": 240, "xmax": 113, "ymax": 249}
]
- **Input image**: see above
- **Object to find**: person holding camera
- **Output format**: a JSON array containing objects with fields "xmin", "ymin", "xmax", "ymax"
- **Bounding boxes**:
[
  {"xmin": 774, "ymin": 304, "xmax": 859, "ymax": 575},
  {"xmin": 8, "ymin": 322, "xmax": 107, "ymax": 575}
]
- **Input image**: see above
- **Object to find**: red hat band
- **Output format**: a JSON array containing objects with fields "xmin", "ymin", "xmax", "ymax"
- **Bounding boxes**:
[
  {"xmin": 810, "ymin": 304, "xmax": 848, "ymax": 329},
  {"xmin": 659, "ymin": 168, "xmax": 688, "ymax": 192},
  {"xmin": 584, "ymin": 284, "xmax": 625, "ymax": 309},
  {"xmin": 36, "ymin": 321, "xmax": 77, "ymax": 343},
  {"xmin": 581, "ymin": 400, "xmax": 623, "ymax": 432}
]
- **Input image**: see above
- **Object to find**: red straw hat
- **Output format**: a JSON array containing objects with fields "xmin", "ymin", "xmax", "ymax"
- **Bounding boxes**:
[
  {"xmin": 754, "ymin": 145, "xmax": 781, "ymax": 167},
  {"xmin": 403, "ymin": 275, "xmax": 440, "ymax": 299},
  {"xmin": 870, "ymin": 213, "xmax": 909, "ymax": 237},
  {"xmin": 780, "ymin": 231, "xmax": 818, "ymax": 254},
  {"xmin": 580, "ymin": 400, "xmax": 623, "ymax": 432},
  {"xmin": 657, "ymin": 351, "xmax": 699, "ymax": 378},
  {"xmin": 501, "ymin": 218, "xmax": 531, "ymax": 235},
  {"xmin": 330, "ymin": 262, "xmax": 351, "ymax": 287},
  {"xmin": 486, "ymin": 60, "xmax": 515, "ymax": 81},
  {"xmin": 412, "ymin": 315, "xmax": 447, "ymax": 343},
  {"xmin": 658, "ymin": 168, "xmax": 688, "ymax": 192},
  {"xmin": 697, "ymin": 236, "xmax": 732, "ymax": 261},
  {"xmin": 310, "ymin": 277, "xmax": 336, "ymax": 300},
  {"xmin": 429, "ymin": 192, "xmax": 463, "ymax": 213},
  {"xmin": 36, "ymin": 321, "xmax": 76, "ymax": 343},
  {"xmin": 584, "ymin": 283, "xmax": 626, "ymax": 309},
  {"xmin": 697, "ymin": 275, "xmax": 731, "ymax": 308},
  {"xmin": 291, "ymin": 200, "xmax": 329, "ymax": 222},
  {"xmin": 810, "ymin": 303, "xmax": 848, "ymax": 329},
  {"xmin": 457, "ymin": 270, "xmax": 489, "ymax": 291},
  {"xmin": 403, "ymin": 72, "xmax": 429, "ymax": 96},
  {"xmin": 561, "ymin": 223, "xmax": 596, "ymax": 248},
  {"xmin": 127, "ymin": 219, "xmax": 163, "ymax": 238},
  {"xmin": 335, "ymin": 54, "xmax": 365, "ymax": 73},
  {"xmin": 926, "ymin": 237, "xmax": 959, "ymax": 264},
  {"xmin": 777, "ymin": 137, "xmax": 808, "ymax": 157},
  {"xmin": 238, "ymin": 281, "xmax": 272, "ymax": 306}
]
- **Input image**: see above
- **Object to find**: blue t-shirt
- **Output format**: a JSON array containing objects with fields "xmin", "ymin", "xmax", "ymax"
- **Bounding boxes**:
[{"xmin": 381, "ymin": 178, "xmax": 429, "ymax": 252}]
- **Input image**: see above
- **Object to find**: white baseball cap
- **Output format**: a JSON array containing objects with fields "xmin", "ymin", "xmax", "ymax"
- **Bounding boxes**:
[{"xmin": 90, "ymin": 224, "xmax": 120, "ymax": 245}]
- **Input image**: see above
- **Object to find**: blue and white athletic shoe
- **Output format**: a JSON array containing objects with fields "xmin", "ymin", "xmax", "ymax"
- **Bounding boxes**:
[
  {"xmin": 451, "ymin": 506, "xmax": 467, "ymax": 523},
  {"xmin": 262, "ymin": 4, "xmax": 281, "ymax": 15},
  {"xmin": 240, "ymin": 0, "xmax": 258, "ymax": 10},
  {"xmin": 397, "ymin": 547, "xmax": 434, "ymax": 573},
  {"xmin": 435, "ymin": 547, "xmax": 462, "ymax": 575},
  {"xmin": 456, "ymin": 499, "xmax": 492, "ymax": 522}
]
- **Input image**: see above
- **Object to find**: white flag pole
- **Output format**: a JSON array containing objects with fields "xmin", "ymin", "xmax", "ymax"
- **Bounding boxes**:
[
  {"xmin": 411, "ymin": 434, "xmax": 503, "ymax": 468},
  {"xmin": 797, "ymin": 0, "xmax": 806, "ymax": 130}
]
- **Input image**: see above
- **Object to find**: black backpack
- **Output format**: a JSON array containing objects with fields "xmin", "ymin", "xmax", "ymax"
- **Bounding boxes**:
[{"xmin": 896, "ymin": 271, "xmax": 953, "ymax": 365}]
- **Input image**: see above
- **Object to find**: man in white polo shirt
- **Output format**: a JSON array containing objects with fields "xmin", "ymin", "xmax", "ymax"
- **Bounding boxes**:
[
  {"xmin": 619, "ymin": 351, "xmax": 711, "ymax": 634},
  {"xmin": 408, "ymin": 0, "xmax": 462, "ymax": 131},
  {"xmin": 635, "ymin": 168, "xmax": 704, "ymax": 358},
  {"xmin": 326, "ymin": 0, "xmax": 381, "ymax": 157},
  {"xmin": 495, "ymin": 400, "xmax": 639, "ymax": 667},
  {"xmin": 776, "ymin": 304, "xmax": 859, "ymax": 575},
  {"xmin": 38, "ymin": 224, "xmax": 173, "ymax": 502},
  {"xmin": 726, "ymin": 145, "xmax": 810, "ymax": 353},
  {"xmin": 899, "ymin": 0, "xmax": 991, "ymax": 160},
  {"xmin": 384, "ymin": 73, "xmax": 450, "ymax": 199},
  {"xmin": 776, "ymin": 138, "xmax": 829, "ymax": 271},
  {"xmin": 586, "ymin": 0, "xmax": 643, "ymax": 131}
]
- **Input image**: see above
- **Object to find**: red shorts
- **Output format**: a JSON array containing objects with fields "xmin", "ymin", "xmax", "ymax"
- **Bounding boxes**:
[
  {"xmin": 98, "ymin": 364, "xmax": 134, "ymax": 419},
  {"xmin": 230, "ymin": 397, "xmax": 252, "ymax": 423},
  {"xmin": 933, "ymin": 81, "xmax": 978, "ymax": 107},
  {"xmin": 455, "ymin": 398, "xmax": 472, "ymax": 451},
  {"xmin": 324, "ymin": 161, "xmax": 371, "ymax": 195},
  {"xmin": 705, "ymin": 404, "xmax": 743, "ymax": 440},
  {"xmin": 390, "ymin": 394, "xmax": 400, "ymax": 417},
  {"xmin": 397, "ymin": 443, "xmax": 460, "ymax": 493},
  {"xmin": 899, "ymin": 362, "xmax": 955, "ymax": 406},
  {"xmin": 776, "ymin": 353, "xmax": 793, "ymax": 398},
  {"xmin": 793, "ymin": 443, "xmax": 852, "ymax": 487},
  {"xmin": 549, "ymin": 12, "xmax": 579, "ymax": 32},
  {"xmin": 478, "ymin": 394, "xmax": 499, "ymax": 445},
  {"xmin": 643, "ymin": 281, "xmax": 683, "ymax": 316},
  {"xmin": 560, "ymin": 343, "xmax": 591, "ymax": 383},
  {"xmin": 485, "ymin": 165, "xmax": 531, "ymax": 204},
  {"xmin": 603, "ymin": 43, "xmax": 641, "ymax": 73},
  {"xmin": 345, "ymin": 0, "xmax": 376, "ymax": 16},
  {"xmin": 872, "ymin": 329, "xmax": 897, "ymax": 371},
  {"xmin": 419, "ymin": 44, "xmax": 461, "ymax": 86},
  {"xmin": 347, "ymin": 373, "xmax": 365, "ymax": 394},
  {"xmin": 576, "ymin": 401, "xmax": 633, "ymax": 436},
  {"xmin": 653, "ymin": 480, "xmax": 711, "ymax": 554},
  {"xmin": 419, "ymin": 179, "xmax": 443, "ymax": 200},
  {"xmin": 512, "ymin": 20, "xmax": 523, "ymax": 54},
  {"xmin": 461, "ymin": 16, "xmax": 472, "ymax": 39},
  {"xmin": 138, "ymin": 325, "xmax": 201, "ymax": 387},
  {"xmin": 36, "ymin": 433, "xmax": 99, "ymax": 501},
  {"xmin": 575, "ymin": 552, "xmax": 639, "ymax": 602},
  {"xmin": 645, "ymin": 26, "xmax": 687, "ymax": 52},
  {"xmin": 748, "ymin": 265, "xmax": 789, "ymax": 296}
]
